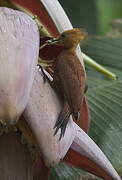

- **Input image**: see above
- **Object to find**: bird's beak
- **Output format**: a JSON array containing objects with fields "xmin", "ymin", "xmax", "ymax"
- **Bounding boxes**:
[
  {"xmin": 46, "ymin": 37, "xmax": 62, "ymax": 45},
  {"xmin": 39, "ymin": 37, "xmax": 61, "ymax": 50}
]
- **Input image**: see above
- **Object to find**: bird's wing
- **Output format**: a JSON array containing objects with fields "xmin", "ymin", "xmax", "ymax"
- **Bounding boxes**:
[{"xmin": 54, "ymin": 51, "xmax": 86, "ymax": 116}]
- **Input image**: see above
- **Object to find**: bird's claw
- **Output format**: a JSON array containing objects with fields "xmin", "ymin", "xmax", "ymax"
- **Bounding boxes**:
[{"xmin": 37, "ymin": 65, "xmax": 47, "ymax": 83}]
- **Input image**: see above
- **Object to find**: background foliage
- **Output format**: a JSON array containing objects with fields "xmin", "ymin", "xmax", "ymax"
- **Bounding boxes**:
[
  {"xmin": 51, "ymin": 0, "xmax": 122, "ymax": 179},
  {"xmin": 59, "ymin": 0, "xmax": 122, "ymax": 35}
]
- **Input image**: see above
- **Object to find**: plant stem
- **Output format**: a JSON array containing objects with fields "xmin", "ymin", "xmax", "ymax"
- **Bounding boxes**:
[{"xmin": 82, "ymin": 53, "xmax": 117, "ymax": 80}]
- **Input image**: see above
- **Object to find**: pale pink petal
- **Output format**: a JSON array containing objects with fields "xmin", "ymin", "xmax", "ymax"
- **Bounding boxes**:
[
  {"xmin": 0, "ymin": 7, "xmax": 39, "ymax": 124},
  {"xmin": 71, "ymin": 124, "xmax": 121, "ymax": 180},
  {"xmin": 24, "ymin": 71, "xmax": 76, "ymax": 167}
]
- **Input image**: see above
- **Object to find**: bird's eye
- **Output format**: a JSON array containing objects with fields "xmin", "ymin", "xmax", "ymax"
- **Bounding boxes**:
[{"xmin": 61, "ymin": 33, "xmax": 66, "ymax": 38}]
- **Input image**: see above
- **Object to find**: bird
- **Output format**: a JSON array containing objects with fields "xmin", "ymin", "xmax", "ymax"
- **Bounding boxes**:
[{"xmin": 46, "ymin": 28, "xmax": 87, "ymax": 140}]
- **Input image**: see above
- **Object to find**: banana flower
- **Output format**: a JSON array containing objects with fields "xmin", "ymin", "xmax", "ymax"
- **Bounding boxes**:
[{"xmin": 0, "ymin": 0, "xmax": 121, "ymax": 180}]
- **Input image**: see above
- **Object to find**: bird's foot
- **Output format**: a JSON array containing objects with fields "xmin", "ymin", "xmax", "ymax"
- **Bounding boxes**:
[
  {"xmin": 73, "ymin": 112, "xmax": 80, "ymax": 121},
  {"xmin": 37, "ymin": 65, "xmax": 51, "ymax": 84}
]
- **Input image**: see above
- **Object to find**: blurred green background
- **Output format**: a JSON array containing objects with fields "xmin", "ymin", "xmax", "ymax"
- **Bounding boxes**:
[
  {"xmin": 58, "ymin": 0, "xmax": 122, "ymax": 34},
  {"xmin": 51, "ymin": 1, "xmax": 122, "ymax": 179}
]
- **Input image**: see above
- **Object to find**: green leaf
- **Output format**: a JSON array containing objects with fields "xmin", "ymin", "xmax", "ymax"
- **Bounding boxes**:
[
  {"xmin": 50, "ymin": 163, "xmax": 81, "ymax": 180},
  {"xmin": 87, "ymin": 78, "xmax": 122, "ymax": 172},
  {"xmin": 84, "ymin": 35, "xmax": 122, "ymax": 177},
  {"xmin": 50, "ymin": 34, "xmax": 122, "ymax": 179},
  {"xmin": 82, "ymin": 37, "xmax": 122, "ymax": 70},
  {"xmin": 83, "ymin": 36, "xmax": 122, "ymax": 178},
  {"xmin": 50, "ymin": 163, "xmax": 101, "ymax": 180}
]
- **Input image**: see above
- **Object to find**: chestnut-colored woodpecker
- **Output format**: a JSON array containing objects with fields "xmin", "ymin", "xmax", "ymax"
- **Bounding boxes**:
[{"xmin": 47, "ymin": 28, "xmax": 87, "ymax": 140}]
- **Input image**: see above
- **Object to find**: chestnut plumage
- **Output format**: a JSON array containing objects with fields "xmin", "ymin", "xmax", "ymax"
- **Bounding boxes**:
[{"xmin": 48, "ymin": 28, "xmax": 87, "ymax": 140}]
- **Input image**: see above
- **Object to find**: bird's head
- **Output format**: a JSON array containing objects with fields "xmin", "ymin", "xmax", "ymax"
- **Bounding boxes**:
[{"xmin": 47, "ymin": 28, "xmax": 87, "ymax": 49}]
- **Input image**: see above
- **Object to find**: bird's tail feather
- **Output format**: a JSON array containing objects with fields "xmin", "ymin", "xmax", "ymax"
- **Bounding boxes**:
[{"xmin": 54, "ymin": 102, "xmax": 71, "ymax": 140}]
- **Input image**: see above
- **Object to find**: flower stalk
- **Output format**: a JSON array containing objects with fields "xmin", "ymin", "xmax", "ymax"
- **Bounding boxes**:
[{"xmin": 83, "ymin": 53, "xmax": 117, "ymax": 80}]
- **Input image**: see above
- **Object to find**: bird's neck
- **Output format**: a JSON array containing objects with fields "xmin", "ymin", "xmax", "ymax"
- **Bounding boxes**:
[
  {"xmin": 61, "ymin": 48, "xmax": 77, "ymax": 58},
  {"xmin": 62, "ymin": 46, "xmax": 77, "ymax": 53}
]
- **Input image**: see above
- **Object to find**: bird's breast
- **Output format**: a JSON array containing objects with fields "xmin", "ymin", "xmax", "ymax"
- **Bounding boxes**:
[{"xmin": 54, "ymin": 50, "xmax": 86, "ymax": 113}]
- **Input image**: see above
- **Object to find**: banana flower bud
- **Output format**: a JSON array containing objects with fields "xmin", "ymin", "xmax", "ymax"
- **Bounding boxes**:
[{"xmin": 0, "ymin": 7, "xmax": 39, "ymax": 124}]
